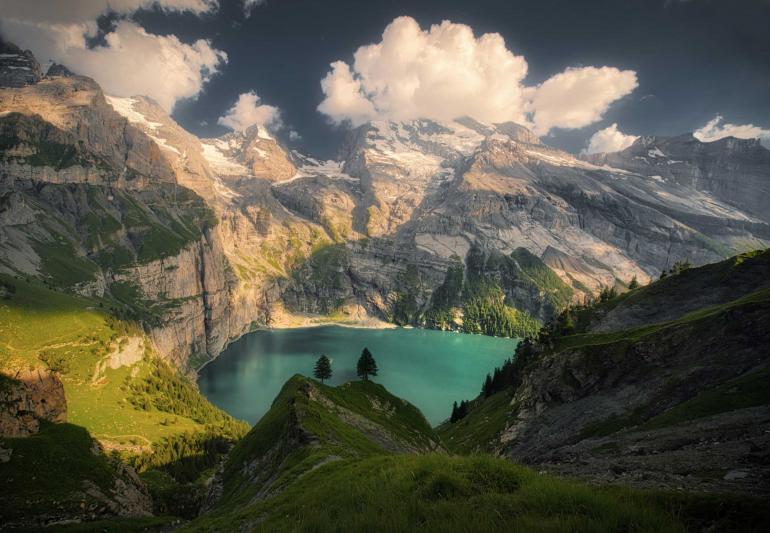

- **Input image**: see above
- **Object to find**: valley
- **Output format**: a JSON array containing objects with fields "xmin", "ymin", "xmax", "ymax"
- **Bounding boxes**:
[{"xmin": 1, "ymin": 38, "xmax": 769, "ymax": 532}]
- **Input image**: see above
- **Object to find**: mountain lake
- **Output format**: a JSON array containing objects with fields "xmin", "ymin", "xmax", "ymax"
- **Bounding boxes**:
[{"xmin": 198, "ymin": 326, "xmax": 519, "ymax": 426}]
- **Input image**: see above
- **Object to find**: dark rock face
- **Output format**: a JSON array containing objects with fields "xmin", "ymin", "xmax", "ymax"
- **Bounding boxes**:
[
  {"xmin": 45, "ymin": 63, "xmax": 76, "ymax": 78},
  {"xmin": 0, "ymin": 41, "xmax": 42, "ymax": 87},
  {"xmin": 502, "ymin": 302, "xmax": 770, "ymax": 495},
  {"xmin": 0, "ymin": 368, "xmax": 67, "ymax": 438}
]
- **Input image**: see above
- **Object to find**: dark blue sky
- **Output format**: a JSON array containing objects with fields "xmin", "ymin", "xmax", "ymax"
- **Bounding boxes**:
[{"xmin": 135, "ymin": 0, "xmax": 770, "ymax": 158}]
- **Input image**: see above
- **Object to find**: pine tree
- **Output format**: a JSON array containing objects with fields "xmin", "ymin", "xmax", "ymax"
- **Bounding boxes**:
[
  {"xmin": 457, "ymin": 400, "xmax": 469, "ymax": 419},
  {"xmin": 356, "ymin": 347, "xmax": 378, "ymax": 381},
  {"xmin": 313, "ymin": 354, "xmax": 332, "ymax": 384},
  {"xmin": 482, "ymin": 373, "xmax": 493, "ymax": 397},
  {"xmin": 628, "ymin": 275, "xmax": 639, "ymax": 290},
  {"xmin": 491, "ymin": 367, "xmax": 503, "ymax": 392},
  {"xmin": 450, "ymin": 401, "xmax": 459, "ymax": 423}
]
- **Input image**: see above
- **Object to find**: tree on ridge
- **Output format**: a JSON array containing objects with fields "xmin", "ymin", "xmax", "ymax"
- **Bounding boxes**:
[
  {"xmin": 356, "ymin": 347, "xmax": 378, "ymax": 381},
  {"xmin": 314, "ymin": 354, "xmax": 333, "ymax": 384}
]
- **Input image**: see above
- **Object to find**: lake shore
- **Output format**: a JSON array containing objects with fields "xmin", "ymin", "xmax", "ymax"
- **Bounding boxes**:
[
  {"xmin": 193, "ymin": 311, "xmax": 396, "ymax": 374},
  {"xmin": 267, "ymin": 305, "xmax": 398, "ymax": 330}
]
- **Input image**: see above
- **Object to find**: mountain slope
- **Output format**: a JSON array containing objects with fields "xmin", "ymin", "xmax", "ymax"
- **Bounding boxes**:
[
  {"xmin": 185, "ymin": 376, "xmax": 747, "ymax": 533},
  {"xmin": 4, "ymin": 42, "xmax": 770, "ymax": 368},
  {"xmin": 0, "ymin": 274, "xmax": 248, "ymax": 528},
  {"xmin": 439, "ymin": 250, "xmax": 770, "ymax": 495},
  {"xmin": 585, "ymin": 134, "xmax": 770, "ymax": 222}
]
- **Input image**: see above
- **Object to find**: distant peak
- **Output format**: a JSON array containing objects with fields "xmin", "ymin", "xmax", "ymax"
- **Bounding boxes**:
[{"xmin": 46, "ymin": 63, "xmax": 76, "ymax": 78}]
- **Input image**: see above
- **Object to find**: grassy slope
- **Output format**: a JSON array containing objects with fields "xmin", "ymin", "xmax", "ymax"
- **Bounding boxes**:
[
  {"xmin": 0, "ymin": 275, "xmax": 247, "ymax": 525},
  {"xmin": 0, "ymin": 275, "xmax": 215, "ymax": 444},
  {"xmin": 437, "ymin": 390, "xmax": 512, "ymax": 454},
  {"xmin": 189, "ymin": 375, "xmax": 770, "ymax": 533},
  {"xmin": 187, "ymin": 454, "xmax": 692, "ymax": 533},
  {"xmin": 569, "ymin": 249, "xmax": 770, "ymax": 337},
  {"xmin": 201, "ymin": 376, "xmax": 441, "ymax": 526}
]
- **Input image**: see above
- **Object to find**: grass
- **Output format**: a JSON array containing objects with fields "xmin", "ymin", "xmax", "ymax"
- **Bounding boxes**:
[
  {"xmin": 31, "ymin": 235, "xmax": 99, "ymax": 287},
  {"xmin": 53, "ymin": 516, "xmax": 177, "ymax": 532},
  {"xmin": 0, "ymin": 274, "xmax": 109, "ymax": 370},
  {"xmin": 639, "ymin": 367, "xmax": 770, "ymax": 431},
  {"xmin": 184, "ymin": 454, "xmax": 698, "ymax": 532},
  {"xmin": 0, "ymin": 421, "xmax": 120, "ymax": 524},
  {"xmin": 0, "ymin": 274, "xmax": 245, "ymax": 448},
  {"xmin": 219, "ymin": 376, "xmax": 440, "ymax": 512},
  {"xmin": 552, "ymin": 284, "xmax": 770, "ymax": 354},
  {"xmin": 510, "ymin": 247, "xmax": 574, "ymax": 310},
  {"xmin": 319, "ymin": 379, "xmax": 437, "ymax": 450},
  {"xmin": 437, "ymin": 391, "xmax": 513, "ymax": 454}
]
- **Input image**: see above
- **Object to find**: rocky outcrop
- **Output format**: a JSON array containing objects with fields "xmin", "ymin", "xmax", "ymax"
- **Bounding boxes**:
[
  {"xmin": 485, "ymin": 251, "xmax": 770, "ymax": 495},
  {"xmin": 0, "ymin": 40, "xmax": 42, "ymax": 87},
  {"xmin": 0, "ymin": 368, "xmax": 67, "ymax": 437}
]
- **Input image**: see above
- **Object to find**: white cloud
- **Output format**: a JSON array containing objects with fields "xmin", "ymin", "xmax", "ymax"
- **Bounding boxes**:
[
  {"xmin": 694, "ymin": 115, "xmax": 770, "ymax": 148},
  {"xmin": 529, "ymin": 67, "xmax": 638, "ymax": 136},
  {"xmin": 0, "ymin": 0, "xmax": 216, "ymax": 24},
  {"xmin": 0, "ymin": 0, "xmax": 224, "ymax": 112},
  {"xmin": 217, "ymin": 91, "xmax": 280, "ymax": 131},
  {"xmin": 318, "ymin": 16, "xmax": 637, "ymax": 135},
  {"xmin": 243, "ymin": 0, "xmax": 266, "ymax": 18},
  {"xmin": 584, "ymin": 123, "xmax": 639, "ymax": 154},
  {"xmin": 317, "ymin": 61, "xmax": 377, "ymax": 126}
]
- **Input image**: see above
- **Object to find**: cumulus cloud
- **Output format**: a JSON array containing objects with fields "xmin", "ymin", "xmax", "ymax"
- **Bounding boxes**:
[
  {"xmin": 217, "ymin": 91, "xmax": 280, "ymax": 131},
  {"xmin": 318, "ymin": 16, "xmax": 638, "ymax": 135},
  {"xmin": 694, "ymin": 115, "xmax": 770, "ymax": 148},
  {"xmin": 317, "ymin": 61, "xmax": 377, "ymax": 126},
  {"xmin": 529, "ymin": 67, "xmax": 638, "ymax": 135},
  {"xmin": 584, "ymin": 123, "xmax": 639, "ymax": 154},
  {"xmin": 0, "ymin": 0, "xmax": 225, "ymax": 112}
]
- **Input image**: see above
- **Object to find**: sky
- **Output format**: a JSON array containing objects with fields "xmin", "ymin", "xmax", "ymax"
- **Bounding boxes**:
[{"xmin": 2, "ymin": 0, "xmax": 769, "ymax": 158}]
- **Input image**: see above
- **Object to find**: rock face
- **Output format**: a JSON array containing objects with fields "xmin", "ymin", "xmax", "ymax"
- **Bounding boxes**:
[
  {"xmin": 585, "ymin": 134, "xmax": 770, "ymax": 222},
  {"xmin": 0, "ymin": 368, "xmax": 67, "ymax": 437},
  {"xmin": 0, "ymin": 41, "xmax": 42, "ymax": 87},
  {"xmin": 1, "ymin": 42, "xmax": 769, "ymax": 369}
]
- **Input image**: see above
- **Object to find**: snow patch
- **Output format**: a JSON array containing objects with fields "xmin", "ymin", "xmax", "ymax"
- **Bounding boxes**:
[
  {"xmin": 256, "ymin": 125, "xmax": 273, "ymax": 141},
  {"xmin": 148, "ymin": 134, "xmax": 180, "ymax": 155},
  {"xmin": 105, "ymin": 96, "xmax": 162, "ymax": 131},
  {"xmin": 201, "ymin": 142, "xmax": 250, "ymax": 176},
  {"xmin": 277, "ymin": 158, "xmax": 356, "ymax": 185}
]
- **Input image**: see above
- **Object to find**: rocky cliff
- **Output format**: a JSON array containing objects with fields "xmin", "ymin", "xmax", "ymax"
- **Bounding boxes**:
[{"xmin": 0, "ymin": 368, "xmax": 66, "ymax": 437}]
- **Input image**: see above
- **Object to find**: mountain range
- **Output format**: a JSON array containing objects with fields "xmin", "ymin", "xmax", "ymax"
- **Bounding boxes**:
[
  {"xmin": 1, "ymin": 41, "xmax": 769, "ymax": 531},
  {"xmin": 1, "ymin": 40, "xmax": 769, "ymax": 370}
]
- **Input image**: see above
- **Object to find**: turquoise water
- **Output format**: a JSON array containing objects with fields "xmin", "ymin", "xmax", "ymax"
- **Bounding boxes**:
[{"xmin": 197, "ymin": 326, "xmax": 518, "ymax": 426}]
